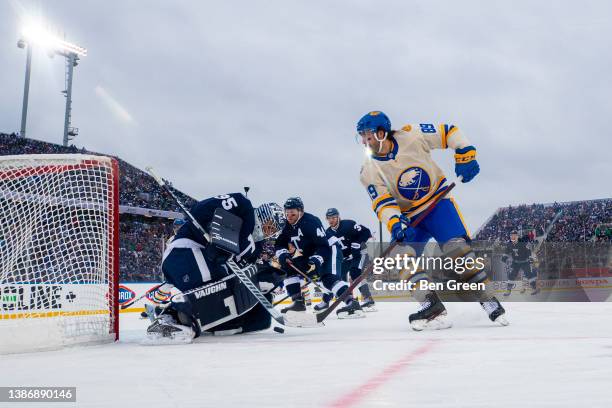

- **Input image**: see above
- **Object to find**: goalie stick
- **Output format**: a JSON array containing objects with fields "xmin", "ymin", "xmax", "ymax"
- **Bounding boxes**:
[
  {"xmin": 315, "ymin": 182, "xmax": 456, "ymax": 323},
  {"xmin": 145, "ymin": 167, "xmax": 320, "ymax": 328}
]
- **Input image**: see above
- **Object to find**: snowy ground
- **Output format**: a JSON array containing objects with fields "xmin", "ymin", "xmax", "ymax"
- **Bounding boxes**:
[{"xmin": 2, "ymin": 302, "xmax": 612, "ymax": 408}]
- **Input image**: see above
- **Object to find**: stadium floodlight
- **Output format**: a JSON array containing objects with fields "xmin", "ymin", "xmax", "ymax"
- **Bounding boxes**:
[
  {"xmin": 17, "ymin": 19, "xmax": 87, "ymax": 146},
  {"xmin": 21, "ymin": 23, "xmax": 87, "ymax": 57}
]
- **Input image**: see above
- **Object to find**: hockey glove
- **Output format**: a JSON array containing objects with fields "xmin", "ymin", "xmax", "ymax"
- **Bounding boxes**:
[
  {"xmin": 307, "ymin": 256, "xmax": 323, "ymax": 274},
  {"xmin": 278, "ymin": 252, "xmax": 291, "ymax": 268},
  {"xmin": 454, "ymin": 145, "xmax": 479, "ymax": 183},
  {"xmin": 390, "ymin": 216, "xmax": 417, "ymax": 243}
]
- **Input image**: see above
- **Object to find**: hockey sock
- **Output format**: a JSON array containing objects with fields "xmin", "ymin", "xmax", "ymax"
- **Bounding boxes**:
[{"xmin": 359, "ymin": 283, "xmax": 372, "ymax": 299}]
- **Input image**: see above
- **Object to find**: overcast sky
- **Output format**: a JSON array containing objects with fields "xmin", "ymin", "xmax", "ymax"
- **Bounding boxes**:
[{"xmin": 1, "ymin": 0, "xmax": 610, "ymax": 238}]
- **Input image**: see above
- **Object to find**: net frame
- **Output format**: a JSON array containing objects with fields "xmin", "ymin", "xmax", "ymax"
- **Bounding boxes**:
[{"xmin": 0, "ymin": 154, "xmax": 119, "ymax": 353}]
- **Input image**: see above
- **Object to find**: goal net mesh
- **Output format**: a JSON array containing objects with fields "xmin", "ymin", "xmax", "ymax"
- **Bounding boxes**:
[{"xmin": 0, "ymin": 154, "xmax": 118, "ymax": 353}]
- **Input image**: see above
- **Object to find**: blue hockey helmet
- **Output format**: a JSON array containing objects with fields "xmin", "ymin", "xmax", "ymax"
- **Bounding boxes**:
[
  {"xmin": 325, "ymin": 208, "xmax": 340, "ymax": 218},
  {"xmin": 173, "ymin": 218, "xmax": 186, "ymax": 227},
  {"xmin": 356, "ymin": 111, "xmax": 392, "ymax": 135},
  {"xmin": 284, "ymin": 197, "xmax": 304, "ymax": 211},
  {"xmin": 254, "ymin": 202, "xmax": 286, "ymax": 240}
]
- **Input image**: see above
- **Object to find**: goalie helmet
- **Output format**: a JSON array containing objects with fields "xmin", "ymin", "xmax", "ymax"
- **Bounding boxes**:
[{"xmin": 254, "ymin": 202, "xmax": 285, "ymax": 241}]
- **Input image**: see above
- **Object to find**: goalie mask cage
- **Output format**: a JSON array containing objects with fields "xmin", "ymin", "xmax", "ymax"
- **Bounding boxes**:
[{"xmin": 0, "ymin": 154, "xmax": 119, "ymax": 353}]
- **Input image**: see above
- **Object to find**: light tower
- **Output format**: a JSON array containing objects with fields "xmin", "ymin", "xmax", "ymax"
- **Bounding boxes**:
[{"xmin": 17, "ymin": 22, "xmax": 87, "ymax": 146}]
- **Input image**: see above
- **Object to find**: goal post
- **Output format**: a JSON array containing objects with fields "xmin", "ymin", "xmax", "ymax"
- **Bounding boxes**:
[{"xmin": 0, "ymin": 154, "xmax": 119, "ymax": 353}]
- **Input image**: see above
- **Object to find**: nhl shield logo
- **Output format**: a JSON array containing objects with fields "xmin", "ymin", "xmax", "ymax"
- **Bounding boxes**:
[{"xmin": 397, "ymin": 167, "xmax": 431, "ymax": 201}]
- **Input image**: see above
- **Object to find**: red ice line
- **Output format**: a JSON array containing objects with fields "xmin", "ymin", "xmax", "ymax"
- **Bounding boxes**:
[{"xmin": 327, "ymin": 339, "xmax": 438, "ymax": 408}]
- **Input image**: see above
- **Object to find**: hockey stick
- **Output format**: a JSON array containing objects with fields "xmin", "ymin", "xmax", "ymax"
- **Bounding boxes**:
[
  {"xmin": 286, "ymin": 260, "xmax": 327, "ymax": 293},
  {"xmin": 315, "ymin": 182, "xmax": 456, "ymax": 323},
  {"xmin": 145, "ymin": 167, "xmax": 320, "ymax": 328},
  {"xmin": 272, "ymin": 281, "xmax": 310, "ymax": 306}
]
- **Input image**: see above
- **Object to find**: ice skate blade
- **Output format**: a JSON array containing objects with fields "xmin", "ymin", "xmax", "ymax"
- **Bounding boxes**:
[
  {"xmin": 141, "ymin": 331, "xmax": 194, "ymax": 346},
  {"xmin": 337, "ymin": 309, "xmax": 366, "ymax": 319},
  {"xmin": 494, "ymin": 315, "xmax": 510, "ymax": 326},
  {"xmin": 410, "ymin": 316, "xmax": 452, "ymax": 331}
]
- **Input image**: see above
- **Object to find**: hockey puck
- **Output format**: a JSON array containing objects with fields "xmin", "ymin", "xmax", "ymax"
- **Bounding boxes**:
[{"xmin": 273, "ymin": 326, "xmax": 285, "ymax": 334}]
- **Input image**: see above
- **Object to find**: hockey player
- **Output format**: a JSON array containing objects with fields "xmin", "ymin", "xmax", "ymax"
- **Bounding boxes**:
[
  {"xmin": 318, "ymin": 208, "xmax": 376, "ymax": 312},
  {"xmin": 145, "ymin": 193, "xmax": 285, "ymax": 342},
  {"xmin": 356, "ymin": 111, "xmax": 507, "ymax": 330},
  {"xmin": 502, "ymin": 230, "xmax": 539, "ymax": 296},
  {"xmin": 275, "ymin": 197, "xmax": 364, "ymax": 318}
]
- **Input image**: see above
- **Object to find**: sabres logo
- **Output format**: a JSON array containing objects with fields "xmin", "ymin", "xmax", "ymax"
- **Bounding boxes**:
[{"xmin": 397, "ymin": 167, "xmax": 431, "ymax": 201}]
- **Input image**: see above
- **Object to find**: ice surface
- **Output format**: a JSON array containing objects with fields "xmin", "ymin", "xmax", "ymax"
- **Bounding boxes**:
[{"xmin": 1, "ymin": 302, "xmax": 612, "ymax": 408}]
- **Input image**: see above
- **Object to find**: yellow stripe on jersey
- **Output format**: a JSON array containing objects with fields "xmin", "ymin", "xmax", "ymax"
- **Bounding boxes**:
[
  {"xmin": 401, "ymin": 180, "xmax": 450, "ymax": 218},
  {"xmin": 372, "ymin": 193, "xmax": 392, "ymax": 209},
  {"xmin": 439, "ymin": 124, "xmax": 448, "ymax": 148},
  {"xmin": 376, "ymin": 204, "xmax": 400, "ymax": 221},
  {"xmin": 450, "ymin": 197, "xmax": 471, "ymax": 238},
  {"xmin": 372, "ymin": 196, "xmax": 398, "ymax": 213},
  {"xmin": 439, "ymin": 124, "xmax": 458, "ymax": 149},
  {"xmin": 387, "ymin": 215, "xmax": 401, "ymax": 231}
]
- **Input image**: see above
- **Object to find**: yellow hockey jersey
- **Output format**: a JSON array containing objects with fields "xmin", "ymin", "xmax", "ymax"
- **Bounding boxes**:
[{"xmin": 359, "ymin": 123, "xmax": 471, "ymax": 232}]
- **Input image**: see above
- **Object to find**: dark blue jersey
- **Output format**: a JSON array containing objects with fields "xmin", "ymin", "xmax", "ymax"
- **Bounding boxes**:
[
  {"xmin": 326, "ymin": 219, "xmax": 372, "ymax": 260},
  {"xmin": 503, "ymin": 238, "xmax": 532, "ymax": 263},
  {"xmin": 275, "ymin": 212, "xmax": 330, "ymax": 266},
  {"xmin": 174, "ymin": 193, "xmax": 258, "ymax": 260}
]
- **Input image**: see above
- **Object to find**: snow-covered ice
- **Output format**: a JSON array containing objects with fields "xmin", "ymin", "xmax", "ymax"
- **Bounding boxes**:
[{"xmin": 2, "ymin": 302, "xmax": 611, "ymax": 408}]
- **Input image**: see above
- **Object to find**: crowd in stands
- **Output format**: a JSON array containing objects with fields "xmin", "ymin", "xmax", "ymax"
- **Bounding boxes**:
[
  {"xmin": 476, "ymin": 199, "xmax": 612, "ymax": 243},
  {"xmin": 119, "ymin": 215, "xmax": 175, "ymax": 282},
  {"xmin": 1, "ymin": 132, "xmax": 194, "ymax": 281},
  {"xmin": 0, "ymin": 133, "xmax": 196, "ymax": 212},
  {"xmin": 547, "ymin": 199, "xmax": 612, "ymax": 242}
]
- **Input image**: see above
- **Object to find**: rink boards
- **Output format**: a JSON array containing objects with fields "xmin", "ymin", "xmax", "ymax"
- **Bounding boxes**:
[{"xmin": 111, "ymin": 277, "xmax": 612, "ymax": 316}]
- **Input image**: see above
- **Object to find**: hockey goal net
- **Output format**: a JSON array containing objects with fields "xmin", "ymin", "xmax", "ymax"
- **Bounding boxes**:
[{"xmin": 0, "ymin": 154, "xmax": 119, "ymax": 353}]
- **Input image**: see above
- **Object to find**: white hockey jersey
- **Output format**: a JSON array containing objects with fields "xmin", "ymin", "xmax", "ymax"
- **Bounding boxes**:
[{"xmin": 359, "ymin": 123, "xmax": 471, "ymax": 232}]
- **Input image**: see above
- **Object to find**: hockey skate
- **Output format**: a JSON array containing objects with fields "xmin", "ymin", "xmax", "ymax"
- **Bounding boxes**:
[
  {"xmin": 480, "ymin": 297, "xmax": 509, "ymax": 326},
  {"xmin": 503, "ymin": 282, "xmax": 515, "ymax": 297},
  {"xmin": 409, "ymin": 292, "xmax": 452, "ymax": 331},
  {"xmin": 313, "ymin": 300, "xmax": 329, "ymax": 313},
  {"xmin": 336, "ymin": 299, "xmax": 365, "ymax": 319},
  {"xmin": 143, "ymin": 314, "xmax": 195, "ymax": 345},
  {"xmin": 360, "ymin": 297, "xmax": 378, "ymax": 312},
  {"xmin": 281, "ymin": 297, "xmax": 306, "ymax": 314},
  {"xmin": 520, "ymin": 279, "xmax": 529, "ymax": 294}
]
